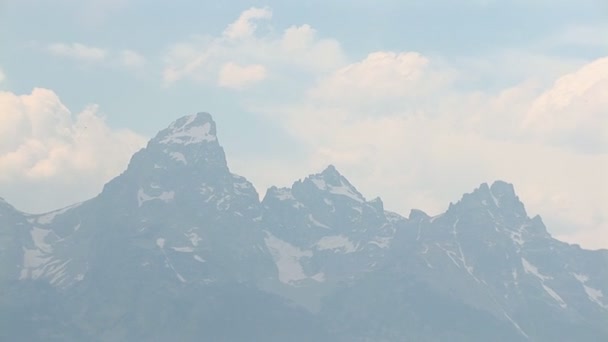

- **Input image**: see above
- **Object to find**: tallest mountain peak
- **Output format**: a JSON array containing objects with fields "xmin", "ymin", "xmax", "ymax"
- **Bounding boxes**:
[
  {"xmin": 123, "ymin": 111, "xmax": 228, "ymax": 175},
  {"xmin": 154, "ymin": 112, "xmax": 217, "ymax": 146}
]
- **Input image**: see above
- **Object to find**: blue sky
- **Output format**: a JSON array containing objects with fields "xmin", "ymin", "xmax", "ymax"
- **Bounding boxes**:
[{"xmin": 0, "ymin": 0, "xmax": 607, "ymax": 248}]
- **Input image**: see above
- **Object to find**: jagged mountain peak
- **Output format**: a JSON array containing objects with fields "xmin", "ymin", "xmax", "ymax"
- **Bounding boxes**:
[
  {"xmin": 300, "ymin": 165, "xmax": 366, "ymax": 203},
  {"xmin": 98, "ymin": 112, "xmax": 260, "ymax": 211},
  {"xmin": 320, "ymin": 164, "xmax": 340, "ymax": 177},
  {"xmin": 368, "ymin": 197, "xmax": 384, "ymax": 211},
  {"xmin": 490, "ymin": 180, "xmax": 516, "ymax": 198},
  {"xmin": 123, "ymin": 112, "xmax": 228, "ymax": 174},
  {"xmin": 263, "ymin": 166, "xmax": 367, "ymax": 206},
  {"xmin": 408, "ymin": 208, "xmax": 430, "ymax": 221},
  {"xmin": 432, "ymin": 181, "xmax": 552, "ymax": 248},
  {"xmin": 3, "ymin": 111, "xmax": 608, "ymax": 342},
  {"xmin": 448, "ymin": 180, "xmax": 528, "ymax": 219},
  {"xmin": 0, "ymin": 197, "xmax": 20, "ymax": 214},
  {"xmin": 263, "ymin": 186, "xmax": 292, "ymax": 200},
  {"xmin": 152, "ymin": 112, "xmax": 217, "ymax": 146},
  {"xmin": 307, "ymin": 164, "xmax": 345, "ymax": 187}
]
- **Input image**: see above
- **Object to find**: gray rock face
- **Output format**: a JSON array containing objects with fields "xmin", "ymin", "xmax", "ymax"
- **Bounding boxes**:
[{"xmin": 1, "ymin": 112, "xmax": 607, "ymax": 341}]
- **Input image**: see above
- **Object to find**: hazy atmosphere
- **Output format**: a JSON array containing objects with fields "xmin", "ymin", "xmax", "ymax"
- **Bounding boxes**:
[
  {"xmin": 1, "ymin": 0, "xmax": 606, "ymax": 250},
  {"xmin": 2, "ymin": 2, "xmax": 608, "ymax": 341}
]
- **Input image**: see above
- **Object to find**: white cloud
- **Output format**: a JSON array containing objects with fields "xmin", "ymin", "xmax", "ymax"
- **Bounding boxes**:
[
  {"xmin": 309, "ymin": 51, "xmax": 454, "ymax": 111},
  {"xmin": 0, "ymin": 88, "xmax": 146, "ymax": 213},
  {"xmin": 0, "ymin": 68, "xmax": 5, "ymax": 84},
  {"xmin": 218, "ymin": 62, "xmax": 266, "ymax": 89},
  {"xmin": 249, "ymin": 53, "xmax": 608, "ymax": 250},
  {"xmin": 279, "ymin": 24, "xmax": 345, "ymax": 71},
  {"xmin": 522, "ymin": 56, "xmax": 608, "ymax": 153},
  {"xmin": 120, "ymin": 49, "xmax": 146, "ymax": 68},
  {"xmin": 223, "ymin": 7, "xmax": 272, "ymax": 40},
  {"xmin": 46, "ymin": 43, "xmax": 147, "ymax": 71},
  {"xmin": 162, "ymin": 7, "xmax": 346, "ymax": 85},
  {"xmin": 48, "ymin": 42, "xmax": 107, "ymax": 62}
]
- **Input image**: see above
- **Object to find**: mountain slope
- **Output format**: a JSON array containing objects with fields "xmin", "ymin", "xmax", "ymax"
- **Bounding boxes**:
[{"xmin": 321, "ymin": 181, "xmax": 608, "ymax": 341}]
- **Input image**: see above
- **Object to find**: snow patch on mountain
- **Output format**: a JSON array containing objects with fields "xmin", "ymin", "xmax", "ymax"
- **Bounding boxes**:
[
  {"xmin": 522, "ymin": 258, "xmax": 567, "ymax": 308},
  {"xmin": 31, "ymin": 227, "xmax": 53, "ymax": 253},
  {"xmin": 369, "ymin": 236, "xmax": 392, "ymax": 249},
  {"xmin": 521, "ymin": 258, "xmax": 552, "ymax": 281},
  {"xmin": 316, "ymin": 235, "xmax": 358, "ymax": 253},
  {"xmin": 18, "ymin": 227, "xmax": 78, "ymax": 286},
  {"xmin": 171, "ymin": 246, "xmax": 194, "ymax": 253},
  {"xmin": 264, "ymin": 231, "xmax": 312, "ymax": 285},
  {"xmin": 573, "ymin": 273, "xmax": 607, "ymax": 309},
  {"xmin": 185, "ymin": 230, "xmax": 202, "ymax": 246},
  {"xmin": 170, "ymin": 151, "xmax": 187, "ymax": 164},
  {"xmin": 232, "ymin": 175, "xmax": 253, "ymax": 195},
  {"xmin": 156, "ymin": 237, "xmax": 186, "ymax": 282},
  {"xmin": 273, "ymin": 188, "xmax": 294, "ymax": 201},
  {"xmin": 311, "ymin": 178, "xmax": 327, "ymax": 190},
  {"xmin": 47, "ymin": 259, "xmax": 72, "ymax": 286},
  {"xmin": 20, "ymin": 249, "xmax": 51, "ymax": 279},
  {"xmin": 329, "ymin": 183, "xmax": 365, "ymax": 203},
  {"xmin": 309, "ymin": 172, "xmax": 365, "ymax": 203},
  {"xmin": 510, "ymin": 230, "xmax": 524, "ymax": 246},
  {"xmin": 489, "ymin": 188, "xmax": 500, "ymax": 207},
  {"xmin": 542, "ymin": 283, "xmax": 568, "ymax": 308},
  {"xmin": 582, "ymin": 285, "xmax": 607, "ymax": 308},
  {"xmin": 308, "ymin": 214, "xmax": 331, "ymax": 229},
  {"xmin": 160, "ymin": 117, "xmax": 216, "ymax": 145},
  {"xmin": 573, "ymin": 273, "xmax": 589, "ymax": 282},
  {"xmin": 138, "ymin": 189, "xmax": 175, "ymax": 207}
]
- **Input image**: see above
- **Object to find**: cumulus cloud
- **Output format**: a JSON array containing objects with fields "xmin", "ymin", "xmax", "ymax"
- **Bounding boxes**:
[
  {"xmin": 279, "ymin": 24, "xmax": 345, "ymax": 71},
  {"xmin": 223, "ymin": 7, "xmax": 272, "ymax": 40},
  {"xmin": 309, "ymin": 51, "xmax": 455, "ymax": 112},
  {"xmin": 158, "ymin": 8, "xmax": 608, "ymax": 248},
  {"xmin": 0, "ymin": 88, "xmax": 146, "ymax": 213},
  {"xmin": 250, "ymin": 53, "xmax": 608, "ymax": 250},
  {"xmin": 162, "ymin": 7, "xmax": 346, "ymax": 85},
  {"xmin": 218, "ymin": 62, "xmax": 266, "ymax": 89},
  {"xmin": 522, "ymin": 56, "xmax": 608, "ymax": 153},
  {"xmin": 48, "ymin": 42, "xmax": 107, "ymax": 62}
]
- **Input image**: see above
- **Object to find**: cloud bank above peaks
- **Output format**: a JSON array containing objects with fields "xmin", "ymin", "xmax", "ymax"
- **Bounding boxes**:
[
  {"xmin": 523, "ymin": 56, "xmax": 608, "ymax": 153},
  {"xmin": 3, "ymin": 4, "xmax": 605, "ymax": 250},
  {"xmin": 247, "ymin": 43, "xmax": 608, "ymax": 249},
  {"xmin": 308, "ymin": 51, "xmax": 456, "ymax": 112},
  {"xmin": 162, "ymin": 7, "xmax": 346, "ymax": 87},
  {"xmin": 0, "ymin": 88, "xmax": 146, "ymax": 213}
]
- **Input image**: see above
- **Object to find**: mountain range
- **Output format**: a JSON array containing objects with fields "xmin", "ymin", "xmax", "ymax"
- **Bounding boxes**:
[{"xmin": 1, "ymin": 112, "xmax": 607, "ymax": 341}]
